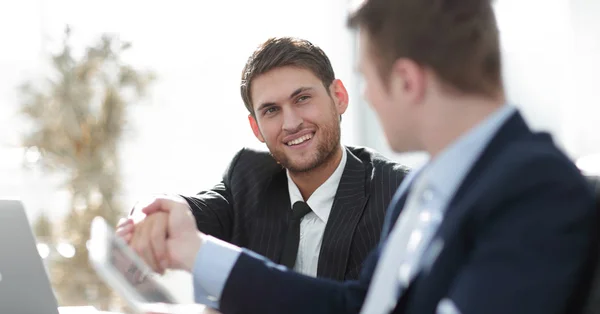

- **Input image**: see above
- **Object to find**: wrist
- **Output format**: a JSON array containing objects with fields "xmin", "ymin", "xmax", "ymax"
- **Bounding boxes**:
[{"xmin": 183, "ymin": 232, "xmax": 206, "ymax": 272}]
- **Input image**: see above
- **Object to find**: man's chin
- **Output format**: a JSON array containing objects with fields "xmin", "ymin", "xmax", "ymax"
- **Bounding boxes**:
[
  {"xmin": 285, "ymin": 162, "xmax": 317, "ymax": 173},
  {"xmin": 281, "ymin": 157, "xmax": 321, "ymax": 173}
]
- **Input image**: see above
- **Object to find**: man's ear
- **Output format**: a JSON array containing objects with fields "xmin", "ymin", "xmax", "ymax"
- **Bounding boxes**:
[
  {"xmin": 329, "ymin": 79, "xmax": 349, "ymax": 115},
  {"xmin": 391, "ymin": 58, "xmax": 427, "ymax": 104},
  {"xmin": 248, "ymin": 114, "xmax": 265, "ymax": 142}
]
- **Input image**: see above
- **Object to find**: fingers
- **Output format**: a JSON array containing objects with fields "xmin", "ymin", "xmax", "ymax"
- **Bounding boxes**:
[
  {"xmin": 141, "ymin": 194, "xmax": 188, "ymax": 216},
  {"xmin": 131, "ymin": 218, "xmax": 162, "ymax": 273},
  {"xmin": 117, "ymin": 217, "xmax": 130, "ymax": 227},
  {"xmin": 116, "ymin": 220, "xmax": 133, "ymax": 235},
  {"xmin": 130, "ymin": 195, "xmax": 169, "ymax": 218},
  {"xmin": 141, "ymin": 198, "xmax": 173, "ymax": 216},
  {"xmin": 128, "ymin": 194, "xmax": 190, "ymax": 273},
  {"xmin": 116, "ymin": 218, "xmax": 134, "ymax": 244},
  {"xmin": 150, "ymin": 212, "xmax": 169, "ymax": 272}
]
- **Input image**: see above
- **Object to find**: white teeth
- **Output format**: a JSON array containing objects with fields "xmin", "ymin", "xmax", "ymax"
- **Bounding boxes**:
[{"xmin": 287, "ymin": 134, "xmax": 313, "ymax": 146}]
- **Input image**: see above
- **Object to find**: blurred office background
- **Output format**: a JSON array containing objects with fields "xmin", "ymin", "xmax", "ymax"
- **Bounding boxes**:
[{"xmin": 0, "ymin": 0, "xmax": 599, "ymax": 311}]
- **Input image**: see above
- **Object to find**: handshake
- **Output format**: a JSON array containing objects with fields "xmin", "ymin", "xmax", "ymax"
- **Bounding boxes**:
[{"xmin": 116, "ymin": 195, "xmax": 205, "ymax": 275}]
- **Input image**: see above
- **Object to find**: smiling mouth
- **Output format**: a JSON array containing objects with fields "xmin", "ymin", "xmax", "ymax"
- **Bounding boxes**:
[{"xmin": 286, "ymin": 133, "xmax": 313, "ymax": 146}]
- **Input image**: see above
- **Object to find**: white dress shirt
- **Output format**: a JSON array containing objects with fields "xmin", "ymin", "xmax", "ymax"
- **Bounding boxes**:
[{"xmin": 286, "ymin": 147, "xmax": 347, "ymax": 277}]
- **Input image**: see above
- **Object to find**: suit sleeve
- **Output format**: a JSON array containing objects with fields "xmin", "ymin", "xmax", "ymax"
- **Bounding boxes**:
[
  {"xmin": 440, "ymin": 157, "xmax": 597, "ymax": 314},
  {"xmin": 215, "ymin": 243, "xmax": 383, "ymax": 314},
  {"xmin": 181, "ymin": 149, "xmax": 245, "ymax": 242}
]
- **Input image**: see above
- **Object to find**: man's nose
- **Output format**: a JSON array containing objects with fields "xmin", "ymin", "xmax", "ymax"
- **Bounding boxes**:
[{"xmin": 282, "ymin": 108, "xmax": 303, "ymax": 132}]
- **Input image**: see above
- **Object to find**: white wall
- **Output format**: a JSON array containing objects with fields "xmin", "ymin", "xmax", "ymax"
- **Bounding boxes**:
[
  {"xmin": 567, "ymin": 0, "xmax": 600, "ymax": 159},
  {"xmin": 358, "ymin": 0, "xmax": 600, "ymax": 166},
  {"xmin": 0, "ymin": 0, "xmax": 359, "ymax": 303},
  {"xmin": 0, "ymin": 0, "xmax": 359, "ymax": 219}
]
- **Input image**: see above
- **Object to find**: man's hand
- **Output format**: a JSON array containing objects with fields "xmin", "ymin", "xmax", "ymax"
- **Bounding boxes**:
[
  {"xmin": 116, "ymin": 202, "xmax": 171, "ymax": 274},
  {"xmin": 133, "ymin": 213, "xmax": 169, "ymax": 274},
  {"xmin": 116, "ymin": 195, "xmax": 204, "ymax": 273},
  {"xmin": 140, "ymin": 195, "xmax": 205, "ymax": 272},
  {"xmin": 116, "ymin": 217, "xmax": 134, "ymax": 244}
]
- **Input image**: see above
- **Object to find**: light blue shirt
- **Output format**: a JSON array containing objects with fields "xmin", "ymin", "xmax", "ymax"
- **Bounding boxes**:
[{"xmin": 192, "ymin": 105, "xmax": 517, "ymax": 310}]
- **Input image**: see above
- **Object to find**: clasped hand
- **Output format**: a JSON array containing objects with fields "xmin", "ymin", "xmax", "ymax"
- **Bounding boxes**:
[{"xmin": 116, "ymin": 195, "xmax": 204, "ymax": 274}]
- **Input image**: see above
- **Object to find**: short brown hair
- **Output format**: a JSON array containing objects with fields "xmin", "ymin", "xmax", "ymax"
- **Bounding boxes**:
[
  {"xmin": 349, "ymin": 0, "xmax": 502, "ymax": 97},
  {"xmin": 240, "ymin": 37, "xmax": 335, "ymax": 115}
]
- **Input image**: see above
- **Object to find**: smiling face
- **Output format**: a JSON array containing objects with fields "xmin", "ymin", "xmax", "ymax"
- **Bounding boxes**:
[{"xmin": 248, "ymin": 66, "xmax": 348, "ymax": 173}]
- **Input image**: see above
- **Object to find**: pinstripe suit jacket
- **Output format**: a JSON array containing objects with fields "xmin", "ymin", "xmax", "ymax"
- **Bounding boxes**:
[{"xmin": 182, "ymin": 146, "xmax": 408, "ymax": 281}]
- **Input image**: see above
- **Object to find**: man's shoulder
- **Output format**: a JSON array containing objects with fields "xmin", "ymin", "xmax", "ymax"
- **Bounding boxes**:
[
  {"xmin": 507, "ymin": 132, "xmax": 578, "ymax": 173},
  {"xmin": 487, "ymin": 131, "xmax": 589, "ymax": 191},
  {"xmin": 232, "ymin": 146, "xmax": 277, "ymax": 163},
  {"xmin": 346, "ymin": 145, "xmax": 410, "ymax": 176},
  {"xmin": 227, "ymin": 146, "xmax": 282, "ymax": 172}
]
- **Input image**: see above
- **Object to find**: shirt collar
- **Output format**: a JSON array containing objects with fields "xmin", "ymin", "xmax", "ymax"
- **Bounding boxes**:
[
  {"xmin": 287, "ymin": 147, "xmax": 348, "ymax": 223},
  {"xmin": 422, "ymin": 105, "xmax": 516, "ymax": 203}
]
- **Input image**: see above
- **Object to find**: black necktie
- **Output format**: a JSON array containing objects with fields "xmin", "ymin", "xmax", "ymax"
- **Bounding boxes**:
[{"xmin": 280, "ymin": 201, "xmax": 312, "ymax": 268}]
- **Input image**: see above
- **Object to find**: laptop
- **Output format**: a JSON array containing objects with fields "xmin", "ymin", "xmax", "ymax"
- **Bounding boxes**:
[{"xmin": 0, "ymin": 200, "xmax": 60, "ymax": 314}]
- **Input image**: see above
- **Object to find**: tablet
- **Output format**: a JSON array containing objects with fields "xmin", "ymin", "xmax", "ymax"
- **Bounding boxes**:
[{"xmin": 88, "ymin": 216, "xmax": 202, "ymax": 314}]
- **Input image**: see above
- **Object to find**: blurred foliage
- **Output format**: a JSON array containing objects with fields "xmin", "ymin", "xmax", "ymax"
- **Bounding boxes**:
[{"xmin": 20, "ymin": 26, "xmax": 155, "ymax": 311}]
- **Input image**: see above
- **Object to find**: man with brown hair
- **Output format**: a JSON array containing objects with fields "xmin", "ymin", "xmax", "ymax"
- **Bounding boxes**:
[
  {"xmin": 118, "ymin": 37, "xmax": 408, "ymax": 281},
  {"xmin": 132, "ymin": 0, "xmax": 597, "ymax": 313}
]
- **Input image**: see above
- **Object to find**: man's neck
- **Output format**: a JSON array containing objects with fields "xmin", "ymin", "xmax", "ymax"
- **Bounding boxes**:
[
  {"xmin": 288, "ymin": 145, "xmax": 344, "ymax": 200},
  {"xmin": 421, "ymin": 94, "xmax": 505, "ymax": 158}
]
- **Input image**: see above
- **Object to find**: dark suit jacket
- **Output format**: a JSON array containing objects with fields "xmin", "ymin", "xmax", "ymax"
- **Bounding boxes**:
[
  {"xmin": 582, "ymin": 175, "xmax": 600, "ymax": 314},
  {"xmin": 182, "ymin": 146, "xmax": 408, "ymax": 281},
  {"xmin": 217, "ymin": 111, "xmax": 598, "ymax": 314}
]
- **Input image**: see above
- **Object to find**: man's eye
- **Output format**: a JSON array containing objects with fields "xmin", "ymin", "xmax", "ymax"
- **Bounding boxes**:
[
  {"xmin": 298, "ymin": 95, "xmax": 310, "ymax": 102},
  {"xmin": 264, "ymin": 107, "xmax": 278, "ymax": 115}
]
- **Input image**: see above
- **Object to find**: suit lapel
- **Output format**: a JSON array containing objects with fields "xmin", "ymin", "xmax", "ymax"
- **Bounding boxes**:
[
  {"xmin": 259, "ymin": 169, "xmax": 291, "ymax": 263},
  {"xmin": 317, "ymin": 148, "xmax": 369, "ymax": 280},
  {"xmin": 416, "ymin": 111, "xmax": 531, "ymax": 275}
]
